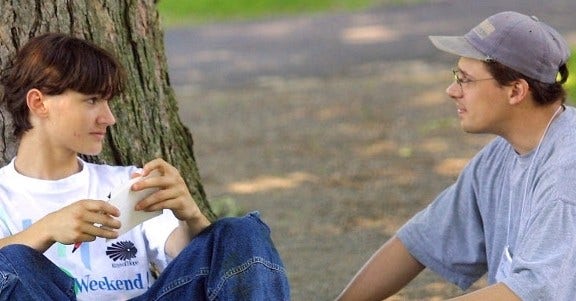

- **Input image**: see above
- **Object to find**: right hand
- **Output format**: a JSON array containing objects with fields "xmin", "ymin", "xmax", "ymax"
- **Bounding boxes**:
[{"xmin": 38, "ymin": 199, "xmax": 121, "ymax": 245}]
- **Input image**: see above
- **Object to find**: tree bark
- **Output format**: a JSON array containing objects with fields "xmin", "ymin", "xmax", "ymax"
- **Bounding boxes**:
[{"xmin": 0, "ymin": 0, "xmax": 215, "ymax": 220}]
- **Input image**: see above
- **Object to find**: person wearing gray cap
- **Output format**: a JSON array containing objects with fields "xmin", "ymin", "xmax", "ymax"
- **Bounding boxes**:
[{"xmin": 337, "ymin": 11, "xmax": 573, "ymax": 301}]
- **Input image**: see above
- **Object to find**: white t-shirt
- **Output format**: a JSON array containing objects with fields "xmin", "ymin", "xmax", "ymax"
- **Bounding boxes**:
[{"xmin": 0, "ymin": 158, "xmax": 179, "ymax": 300}]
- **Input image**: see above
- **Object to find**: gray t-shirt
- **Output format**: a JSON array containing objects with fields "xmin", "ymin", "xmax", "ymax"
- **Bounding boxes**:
[{"xmin": 397, "ymin": 105, "xmax": 576, "ymax": 300}]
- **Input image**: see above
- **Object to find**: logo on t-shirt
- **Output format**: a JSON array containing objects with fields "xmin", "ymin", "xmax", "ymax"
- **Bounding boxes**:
[
  {"xmin": 106, "ymin": 241, "xmax": 137, "ymax": 261},
  {"xmin": 74, "ymin": 241, "xmax": 146, "ymax": 295}
]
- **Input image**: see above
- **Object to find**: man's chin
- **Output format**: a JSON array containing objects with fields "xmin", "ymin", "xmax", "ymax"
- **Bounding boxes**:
[{"xmin": 460, "ymin": 124, "xmax": 486, "ymax": 135}]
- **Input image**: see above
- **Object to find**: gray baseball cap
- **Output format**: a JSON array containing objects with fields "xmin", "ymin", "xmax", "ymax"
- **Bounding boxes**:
[{"xmin": 429, "ymin": 11, "xmax": 570, "ymax": 83}]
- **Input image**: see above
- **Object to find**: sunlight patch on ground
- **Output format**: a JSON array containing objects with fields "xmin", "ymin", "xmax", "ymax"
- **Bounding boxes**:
[
  {"xmin": 356, "ymin": 140, "xmax": 398, "ymax": 157},
  {"xmin": 349, "ymin": 215, "xmax": 406, "ymax": 234},
  {"xmin": 316, "ymin": 104, "xmax": 349, "ymax": 121},
  {"xmin": 434, "ymin": 158, "xmax": 469, "ymax": 177},
  {"xmin": 341, "ymin": 25, "xmax": 399, "ymax": 44},
  {"xmin": 311, "ymin": 223, "xmax": 345, "ymax": 236},
  {"xmin": 411, "ymin": 89, "xmax": 449, "ymax": 107},
  {"xmin": 226, "ymin": 172, "xmax": 318, "ymax": 194},
  {"xmin": 420, "ymin": 138, "xmax": 449, "ymax": 154}
]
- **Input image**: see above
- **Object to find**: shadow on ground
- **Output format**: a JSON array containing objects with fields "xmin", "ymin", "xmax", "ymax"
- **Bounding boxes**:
[
  {"xmin": 176, "ymin": 59, "xmax": 492, "ymax": 300},
  {"xmin": 169, "ymin": 1, "xmax": 576, "ymax": 299}
]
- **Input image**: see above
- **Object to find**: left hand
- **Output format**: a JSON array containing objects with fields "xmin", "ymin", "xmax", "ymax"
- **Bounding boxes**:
[{"xmin": 131, "ymin": 158, "xmax": 207, "ymax": 225}]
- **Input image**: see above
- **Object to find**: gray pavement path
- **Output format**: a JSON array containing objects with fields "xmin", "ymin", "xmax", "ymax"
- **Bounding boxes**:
[{"xmin": 165, "ymin": 0, "xmax": 576, "ymax": 91}]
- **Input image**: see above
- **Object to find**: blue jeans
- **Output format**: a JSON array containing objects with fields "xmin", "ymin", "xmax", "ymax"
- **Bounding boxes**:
[{"xmin": 0, "ymin": 212, "xmax": 290, "ymax": 300}]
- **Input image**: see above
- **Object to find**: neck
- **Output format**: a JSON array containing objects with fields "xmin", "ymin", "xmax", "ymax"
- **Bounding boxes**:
[
  {"xmin": 503, "ymin": 103, "xmax": 564, "ymax": 155},
  {"xmin": 15, "ymin": 134, "xmax": 81, "ymax": 180}
]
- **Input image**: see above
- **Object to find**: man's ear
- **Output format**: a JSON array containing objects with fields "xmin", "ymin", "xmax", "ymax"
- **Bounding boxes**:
[
  {"xmin": 26, "ymin": 89, "xmax": 48, "ymax": 117},
  {"xmin": 508, "ymin": 79, "xmax": 530, "ymax": 105}
]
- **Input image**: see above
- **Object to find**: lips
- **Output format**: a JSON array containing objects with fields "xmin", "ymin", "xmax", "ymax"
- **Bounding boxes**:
[{"xmin": 91, "ymin": 131, "xmax": 107, "ymax": 139}]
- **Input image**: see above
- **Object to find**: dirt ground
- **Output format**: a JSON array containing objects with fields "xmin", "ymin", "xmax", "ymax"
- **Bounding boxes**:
[
  {"xmin": 175, "ymin": 58, "xmax": 495, "ymax": 300},
  {"xmin": 165, "ymin": 1, "xmax": 576, "ymax": 299}
]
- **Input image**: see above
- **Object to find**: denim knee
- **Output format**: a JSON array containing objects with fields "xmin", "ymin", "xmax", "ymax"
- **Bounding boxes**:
[
  {"xmin": 212, "ymin": 212, "xmax": 271, "ymax": 239},
  {"xmin": 0, "ymin": 244, "xmax": 36, "ymax": 273},
  {"xmin": 140, "ymin": 212, "xmax": 290, "ymax": 301},
  {"xmin": 205, "ymin": 212, "xmax": 290, "ymax": 300},
  {"xmin": 0, "ymin": 244, "xmax": 76, "ymax": 300},
  {"xmin": 0, "ymin": 271, "xmax": 19, "ymax": 301}
]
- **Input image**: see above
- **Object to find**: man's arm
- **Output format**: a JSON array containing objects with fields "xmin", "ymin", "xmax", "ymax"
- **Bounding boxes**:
[
  {"xmin": 448, "ymin": 283, "xmax": 520, "ymax": 301},
  {"xmin": 336, "ymin": 236, "xmax": 425, "ymax": 301},
  {"xmin": 336, "ymin": 236, "xmax": 521, "ymax": 301}
]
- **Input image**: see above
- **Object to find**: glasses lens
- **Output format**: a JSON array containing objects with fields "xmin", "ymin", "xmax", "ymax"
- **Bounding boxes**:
[
  {"xmin": 452, "ymin": 70, "xmax": 461, "ymax": 83},
  {"xmin": 452, "ymin": 70, "xmax": 463, "ymax": 92}
]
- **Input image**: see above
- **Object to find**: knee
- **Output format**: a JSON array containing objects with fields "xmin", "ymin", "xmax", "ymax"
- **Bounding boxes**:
[
  {"xmin": 202, "ymin": 212, "xmax": 282, "ymax": 255},
  {"xmin": 0, "ymin": 245, "xmax": 40, "ymax": 277},
  {"xmin": 0, "ymin": 244, "xmax": 57, "ymax": 273},
  {"xmin": 212, "ymin": 212, "xmax": 271, "ymax": 240},
  {"xmin": 0, "ymin": 244, "xmax": 39, "ymax": 259}
]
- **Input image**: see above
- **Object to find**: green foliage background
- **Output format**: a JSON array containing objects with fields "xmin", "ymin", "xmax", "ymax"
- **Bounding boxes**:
[
  {"xmin": 156, "ymin": 0, "xmax": 422, "ymax": 26},
  {"xmin": 567, "ymin": 53, "xmax": 576, "ymax": 103}
]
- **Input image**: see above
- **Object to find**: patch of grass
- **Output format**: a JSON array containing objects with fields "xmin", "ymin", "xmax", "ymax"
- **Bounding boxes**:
[
  {"xmin": 210, "ymin": 196, "xmax": 245, "ymax": 218},
  {"xmin": 566, "ymin": 50, "xmax": 576, "ymax": 104},
  {"xmin": 156, "ymin": 0, "xmax": 422, "ymax": 26}
]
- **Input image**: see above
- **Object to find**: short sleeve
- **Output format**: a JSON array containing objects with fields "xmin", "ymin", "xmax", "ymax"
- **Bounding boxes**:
[
  {"xmin": 141, "ymin": 209, "xmax": 179, "ymax": 271},
  {"xmin": 397, "ymin": 167, "xmax": 488, "ymax": 289},
  {"xmin": 0, "ymin": 204, "xmax": 12, "ymax": 238},
  {"xmin": 502, "ymin": 199, "xmax": 576, "ymax": 300}
]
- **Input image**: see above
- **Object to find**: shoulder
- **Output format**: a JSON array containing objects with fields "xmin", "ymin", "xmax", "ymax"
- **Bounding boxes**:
[
  {"xmin": 532, "ymin": 109, "xmax": 576, "ymax": 204},
  {"xmin": 0, "ymin": 159, "xmax": 16, "ymax": 179},
  {"xmin": 477, "ymin": 137, "xmax": 511, "ymax": 158},
  {"xmin": 81, "ymin": 160, "xmax": 140, "ymax": 187},
  {"xmin": 538, "ymin": 107, "xmax": 576, "ymax": 167},
  {"xmin": 461, "ymin": 137, "xmax": 512, "ymax": 176},
  {"xmin": 82, "ymin": 161, "xmax": 139, "ymax": 176},
  {"xmin": 551, "ymin": 106, "xmax": 576, "ymax": 146},
  {"xmin": 0, "ymin": 164, "xmax": 13, "ymax": 196}
]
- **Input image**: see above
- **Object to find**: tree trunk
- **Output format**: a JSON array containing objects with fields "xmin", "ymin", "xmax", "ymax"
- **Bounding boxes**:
[{"xmin": 0, "ymin": 0, "xmax": 215, "ymax": 220}]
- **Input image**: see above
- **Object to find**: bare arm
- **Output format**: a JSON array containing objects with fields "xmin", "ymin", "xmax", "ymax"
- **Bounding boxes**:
[
  {"xmin": 165, "ymin": 217, "xmax": 210, "ymax": 258},
  {"xmin": 0, "ymin": 221, "xmax": 54, "ymax": 252},
  {"xmin": 0, "ymin": 199, "xmax": 120, "ymax": 253},
  {"xmin": 447, "ymin": 283, "xmax": 520, "ymax": 301},
  {"xmin": 133, "ymin": 158, "xmax": 211, "ymax": 258},
  {"xmin": 336, "ymin": 236, "xmax": 425, "ymax": 301},
  {"xmin": 336, "ymin": 236, "xmax": 521, "ymax": 301}
]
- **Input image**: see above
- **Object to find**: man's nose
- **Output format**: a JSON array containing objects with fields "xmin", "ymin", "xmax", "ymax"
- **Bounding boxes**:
[{"xmin": 446, "ymin": 82, "xmax": 462, "ymax": 99}]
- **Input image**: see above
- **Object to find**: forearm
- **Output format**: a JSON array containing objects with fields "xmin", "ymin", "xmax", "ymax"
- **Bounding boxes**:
[
  {"xmin": 448, "ymin": 283, "xmax": 520, "ymax": 301},
  {"xmin": 336, "ymin": 236, "xmax": 425, "ymax": 301},
  {"xmin": 184, "ymin": 213, "xmax": 211, "ymax": 237},
  {"xmin": 165, "ymin": 216, "xmax": 211, "ymax": 258},
  {"xmin": 0, "ymin": 223, "xmax": 54, "ymax": 253}
]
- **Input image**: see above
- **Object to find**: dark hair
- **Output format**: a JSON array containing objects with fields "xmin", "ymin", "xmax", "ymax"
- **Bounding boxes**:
[
  {"xmin": 0, "ymin": 33, "xmax": 126, "ymax": 138},
  {"xmin": 484, "ymin": 60, "xmax": 568, "ymax": 106}
]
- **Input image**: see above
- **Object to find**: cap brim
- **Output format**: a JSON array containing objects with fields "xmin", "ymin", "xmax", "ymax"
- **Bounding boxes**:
[{"xmin": 429, "ymin": 36, "xmax": 487, "ymax": 60}]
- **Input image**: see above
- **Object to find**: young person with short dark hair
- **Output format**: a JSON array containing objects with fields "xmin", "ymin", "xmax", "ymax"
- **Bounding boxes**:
[{"xmin": 0, "ymin": 33, "xmax": 290, "ymax": 301}]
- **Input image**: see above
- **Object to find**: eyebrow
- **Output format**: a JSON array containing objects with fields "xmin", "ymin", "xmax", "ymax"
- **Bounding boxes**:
[
  {"xmin": 456, "ymin": 67, "xmax": 482, "ymax": 80},
  {"xmin": 81, "ymin": 93, "xmax": 102, "ymax": 99},
  {"xmin": 455, "ymin": 67, "xmax": 468, "ymax": 76}
]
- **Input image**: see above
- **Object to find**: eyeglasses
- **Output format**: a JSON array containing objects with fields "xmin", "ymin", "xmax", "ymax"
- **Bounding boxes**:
[{"xmin": 452, "ymin": 69, "xmax": 495, "ymax": 93}]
